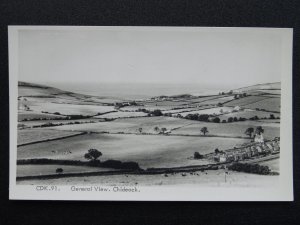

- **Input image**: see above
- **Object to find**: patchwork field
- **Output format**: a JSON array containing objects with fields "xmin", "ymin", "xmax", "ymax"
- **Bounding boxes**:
[
  {"xmin": 17, "ymin": 133, "xmax": 249, "ymax": 169},
  {"xmin": 53, "ymin": 116, "xmax": 194, "ymax": 134},
  {"xmin": 224, "ymin": 96, "xmax": 270, "ymax": 107},
  {"xmin": 245, "ymin": 97, "xmax": 280, "ymax": 112},
  {"xmin": 16, "ymin": 81, "xmax": 282, "ymax": 186}
]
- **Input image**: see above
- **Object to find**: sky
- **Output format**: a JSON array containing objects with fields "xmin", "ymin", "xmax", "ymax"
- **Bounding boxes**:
[{"xmin": 18, "ymin": 27, "xmax": 282, "ymax": 89}]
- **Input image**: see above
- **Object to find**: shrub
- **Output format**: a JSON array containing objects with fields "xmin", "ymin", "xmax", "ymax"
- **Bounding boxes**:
[
  {"xmin": 151, "ymin": 110, "xmax": 163, "ymax": 116},
  {"xmin": 56, "ymin": 168, "xmax": 63, "ymax": 174},
  {"xmin": 228, "ymin": 163, "xmax": 271, "ymax": 175},
  {"xmin": 212, "ymin": 117, "xmax": 220, "ymax": 123},
  {"xmin": 227, "ymin": 117, "xmax": 233, "ymax": 123},
  {"xmin": 194, "ymin": 152, "xmax": 204, "ymax": 159},
  {"xmin": 84, "ymin": 149, "xmax": 102, "ymax": 161}
]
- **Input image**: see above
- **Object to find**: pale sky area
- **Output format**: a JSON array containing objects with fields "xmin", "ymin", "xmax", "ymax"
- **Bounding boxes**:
[{"xmin": 18, "ymin": 28, "xmax": 282, "ymax": 89}]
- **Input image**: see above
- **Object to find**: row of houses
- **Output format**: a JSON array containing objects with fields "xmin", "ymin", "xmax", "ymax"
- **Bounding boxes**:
[{"xmin": 212, "ymin": 139, "xmax": 280, "ymax": 163}]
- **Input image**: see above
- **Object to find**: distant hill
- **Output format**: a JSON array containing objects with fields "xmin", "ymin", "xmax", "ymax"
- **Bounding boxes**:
[
  {"xmin": 18, "ymin": 81, "xmax": 83, "ymax": 98},
  {"xmin": 233, "ymin": 82, "xmax": 281, "ymax": 93}
]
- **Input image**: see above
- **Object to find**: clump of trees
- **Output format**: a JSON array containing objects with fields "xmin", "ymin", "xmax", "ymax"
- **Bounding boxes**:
[
  {"xmin": 194, "ymin": 152, "xmax": 204, "ymax": 159},
  {"xmin": 245, "ymin": 126, "xmax": 264, "ymax": 139},
  {"xmin": 84, "ymin": 149, "xmax": 102, "ymax": 162},
  {"xmin": 245, "ymin": 127, "xmax": 254, "ymax": 138},
  {"xmin": 228, "ymin": 163, "xmax": 271, "ymax": 175},
  {"xmin": 150, "ymin": 110, "xmax": 163, "ymax": 116},
  {"xmin": 185, "ymin": 113, "xmax": 210, "ymax": 122}
]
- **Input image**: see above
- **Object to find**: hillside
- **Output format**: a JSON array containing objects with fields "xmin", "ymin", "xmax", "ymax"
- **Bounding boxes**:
[{"xmin": 233, "ymin": 82, "xmax": 281, "ymax": 93}]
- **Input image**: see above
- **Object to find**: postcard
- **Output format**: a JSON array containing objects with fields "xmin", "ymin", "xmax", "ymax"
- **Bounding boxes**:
[{"xmin": 9, "ymin": 26, "xmax": 293, "ymax": 201}]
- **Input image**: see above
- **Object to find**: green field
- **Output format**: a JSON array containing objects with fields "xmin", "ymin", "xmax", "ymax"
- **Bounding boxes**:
[
  {"xmin": 224, "ymin": 95, "xmax": 270, "ymax": 107},
  {"xmin": 18, "ymin": 111, "xmax": 67, "ymax": 121},
  {"xmin": 17, "ymin": 133, "xmax": 248, "ymax": 169},
  {"xmin": 171, "ymin": 120, "xmax": 280, "ymax": 140},
  {"xmin": 53, "ymin": 116, "xmax": 194, "ymax": 134},
  {"xmin": 17, "ymin": 165, "xmax": 117, "ymax": 177},
  {"xmin": 18, "ymin": 128, "xmax": 82, "ymax": 145},
  {"xmin": 245, "ymin": 97, "xmax": 280, "ymax": 112},
  {"xmin": 179, "ymin": 107, "xmax": 233, "ymax": 117},
  {"xmin": 25, "ymin": 102, "xmax": 115, "ymax": 116},
  {"xmin": 218, "ymin": 110, "xmax": 280, "ymax": 120}
]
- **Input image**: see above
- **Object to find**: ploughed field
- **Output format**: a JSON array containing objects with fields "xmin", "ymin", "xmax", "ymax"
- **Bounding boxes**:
[{"xmin": 17, "ymin": 133, "xmax": 249, "ymax": 169}]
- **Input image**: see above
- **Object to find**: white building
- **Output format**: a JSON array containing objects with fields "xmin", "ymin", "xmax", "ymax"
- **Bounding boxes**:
[{"xmin": 254, "ymin": 133, "xmax": 264, "ymax": 143}]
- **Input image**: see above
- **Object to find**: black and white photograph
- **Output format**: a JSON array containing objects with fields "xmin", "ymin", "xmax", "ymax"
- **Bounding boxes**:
[{"xmin": 8, "ymin": 26, "xmax": 293, "ymax": 201}]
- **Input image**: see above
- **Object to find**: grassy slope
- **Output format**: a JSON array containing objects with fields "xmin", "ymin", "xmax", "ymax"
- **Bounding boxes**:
[{"xmin": 17, "ymin": 133, "xmax": 249, "ymax": 169}]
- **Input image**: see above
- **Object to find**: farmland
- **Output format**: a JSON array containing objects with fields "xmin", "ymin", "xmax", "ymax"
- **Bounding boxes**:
[
  {"xmin": 17, "ymin": 133, "xmax": 248, "ymax": 169},
  {"xmin": 53, "ymin": 116, "xmax": 194, "ymax": 134},
  {"xmin": 218, "ymin": 110, "xmax": 280, "ymax": 121},
  {"xmin": 17, "ymin": 165, "xmax": 117, "ymax": 177},
  {"xmin": 16, "ymin": 81, "xmax": 281, "ymax": 186},
  {"xmin": 171, "ymin": 120, "xmax": 279, "ymax": 140},
  {"xmin": 18, "ymin": 128, "xmax": 83, "ymax": 146}
]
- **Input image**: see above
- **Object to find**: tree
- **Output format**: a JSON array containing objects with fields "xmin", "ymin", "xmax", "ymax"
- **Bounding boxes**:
[
  {"xmin": 154, "ymin": 126, "xmax": 160, "ymax": 133},
  {"xmin": 200, "ymin": 127, "xmax": 209, "ymax": 136},
  {"xmin": 138, "ymin": 127, "xmax": 143, "ymax": 133},
  {"xmin": 215, "ymin": 148, "xmax": 220, "ymax": 154},
  {"xmin": 269, "ymin": 114, "xmax": 275, "ymax": 119},
  {"xmin": 84, "ymin": 149, "xmax": 102, "ymax": 161},
  {"xmin": 212, "ymin": 117, "xmax": 220, "ymax": 123},
  {"xmin": 151, "ymin": 110, "xmax": 163, "ymax": 116},
  {"xmin": 255, "ymin": 126, "xmax": 264, "ymax": 135},
  {"xmin": 161, "ymin": 127, "xmax": 167, "ymax": 134},
  {"xmin": 245, "ymin": 127, "xmax": 254, "ymax": 138},
  {"xmin": 227, "ymin": 117, "xmax": 233, "ymax": 123}
]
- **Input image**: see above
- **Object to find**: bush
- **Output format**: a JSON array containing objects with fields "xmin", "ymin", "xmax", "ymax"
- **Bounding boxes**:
[
  {"xmin": 101, "ymin": 160, "xmax": 122, "ymax": 168},
  {"xmin": 84, "ymin": 149, "xmax": 102, "ymax": 161},
  {"xmin": 194, "ymin": 152, "xmax": 203, "ymax": 159},
  {"xmin": 269, "ymin": 114, "xmax": 275, "ymax": 119},
  {"xmin": 227, "ymin": 117, "xmax": 233, "ymax": 123},
  {"xmin": 228, "ymin": 163, "xmax": 271, "ymax": 175},
  {"xmin": 151, "ymin": 110, "xmax": 163, "ymax": 116},
  {"xmin": 56, "ymin": 168, "xmax": 63, "ymax": 173},
  {"xmin": 212, "ymin": 117, "xmax": 220, "ymax": 123}
]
